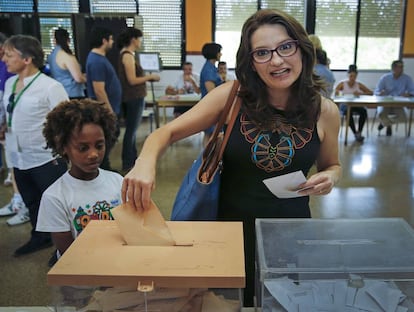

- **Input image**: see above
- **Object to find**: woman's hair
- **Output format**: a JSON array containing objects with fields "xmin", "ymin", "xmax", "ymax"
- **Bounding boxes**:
[
  {"xmin": 308, "ymin": 34, "xmax": 322, "ymax": 50},
  {"xmin": 117, "ymin": 27, "xmax": 143, "ymax": 49},
  {"xmin": 43, "ymin": 99, "xmax": 118, "ymax": 161},
  {"xmin": 201, "ymin": 43, "xmax": 222, "ymax": 60},
  {"xmin": 236, "ymin": 9, "xmax": 323, "ymax": 129},
  {"xmin": 54, "ymin": 28, "xmax": 72, "ymax": 55},
  {"xmin": 3, "ymin": 35, "xmax": 44, "ymax": 69},
  {"xmin": 348, "ymin": 64, "xmax": 358, "ymax": 74}
]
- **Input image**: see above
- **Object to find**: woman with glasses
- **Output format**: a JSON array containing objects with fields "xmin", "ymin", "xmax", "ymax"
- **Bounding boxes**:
[{"xmin": 122, "ymin": 9, "xmax": 341, "ymax": 307}]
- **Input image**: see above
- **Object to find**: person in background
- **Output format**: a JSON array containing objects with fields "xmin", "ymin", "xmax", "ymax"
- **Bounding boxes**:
[
  {"xmin": 335, "ymin": 64, "xmax": 373, "ymax": 143},
  {"xmin": 0, "ymin": 32, "xmax": 14, "ymax": 185},
  {"xmin": 86, "ymin": 27, "xmax": 122, "ymax": 170},
  {"xmin": 117, "ymin": 27, "xmax": 160, "ymax": 172},
  {"xmin": 48, "ymin": 28, "xmax": 86, "ymax": 99},
  {"xmin": 1, "ymin": 35, "xmax": 68, "ymax": 256},
  {"xmin": 374, "ymin": 60, "xmax": 414, "ymax": 136},
  {"xmin": 122, "ymin": 9, "xmax": 341, "ymax": 306},
  {"xmin": 199, "ymin": 42, "xmax": 224, "ymax": 143},
  {"xmin": 37, "ymin": 99, "xmax": 122, "ymax": 265},
  {"xmin": 314, "ymin": 48, "xmax": 335, "ymax": 98},
  {"xmin": 0, "ymin": 32, "xmax": 29, "ymax": 225},
  {"xmin": 218, "ymin": 61, "xmax": 235, "ymax": 82},
  {"xmin": 165, "ymin": 61, "xmax": 200, "ymax": 117}
]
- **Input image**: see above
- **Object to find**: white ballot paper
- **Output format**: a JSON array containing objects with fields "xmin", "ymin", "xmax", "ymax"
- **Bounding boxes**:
[
  {"xmin": 263, "ymin": 170, "xmax": 311, "ymax": 198},
  {"xmin": 111, "ymin": 201, "xmax": 176, "ymax": 246}
]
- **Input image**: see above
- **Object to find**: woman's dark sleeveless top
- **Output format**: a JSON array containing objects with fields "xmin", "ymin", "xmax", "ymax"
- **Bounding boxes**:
[
  {"xmin": 118, "ymin": 51, "xmax": 146, "ymax": 102},
  {"xmin": 218, "ymin": 108, "xmax": 320, "ymax": 221}
]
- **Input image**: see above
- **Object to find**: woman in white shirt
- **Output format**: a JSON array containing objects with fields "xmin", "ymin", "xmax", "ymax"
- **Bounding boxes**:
[{"xmin": 335, "ymin": 65, "xmax": 373, "ymax": 142}]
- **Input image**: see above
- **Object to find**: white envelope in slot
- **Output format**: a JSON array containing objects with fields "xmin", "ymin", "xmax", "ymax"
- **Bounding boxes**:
[{"xmin": 111, "ymin": 201, "xmax": 176, "ymax": 246}]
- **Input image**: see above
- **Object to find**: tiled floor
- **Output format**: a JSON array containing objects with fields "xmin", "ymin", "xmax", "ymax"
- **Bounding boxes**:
[{"xmin": 0, "ymin": 118, "xmax": 413, "ymax": 307}]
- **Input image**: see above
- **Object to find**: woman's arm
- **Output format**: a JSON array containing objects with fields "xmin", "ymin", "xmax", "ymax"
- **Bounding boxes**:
[
  {"xmin": 64, "ymin": 54, "xmax": 86, "ymax": 83},
  {"xmin": 298, "ymin": 98, "xmax": 342, "ymax": 195},
  {"xmin": 204, "ymin": 80, "xmax": 217, "ymax": 93},
  {"xmin": 334, "ymin": 82, "xmax": 344, "ymax": 96},
  {"xmin": 122, "ymin": 53, "xmax": 160, "ymax": 85},
  {"xmin": 358, "ymin": 82, "xmax": 373, "ymax": 95},
  {"xmin": 122, "ymin": 81, "xmax": 236, "ymax": 211}
]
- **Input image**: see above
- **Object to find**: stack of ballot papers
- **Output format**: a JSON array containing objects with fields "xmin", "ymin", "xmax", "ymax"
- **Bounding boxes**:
[{"xmin": 263, "ymin": 277, "xmax": 414, "ymax": 311}]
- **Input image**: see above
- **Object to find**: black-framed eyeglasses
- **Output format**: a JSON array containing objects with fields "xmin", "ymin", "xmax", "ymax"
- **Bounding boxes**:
[{"xmin": 250, "ymin": 40, "xmax": 299, "ymax": 64}]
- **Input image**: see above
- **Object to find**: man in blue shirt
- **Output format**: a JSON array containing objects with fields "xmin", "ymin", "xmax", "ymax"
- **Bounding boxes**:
[
  {"xmin": 374, "ymin": 60, "xmax": 414, "ymax": 136},
  {"xmin": 86, "ymin": 27, "xmax": 122, "ymax": 170}
]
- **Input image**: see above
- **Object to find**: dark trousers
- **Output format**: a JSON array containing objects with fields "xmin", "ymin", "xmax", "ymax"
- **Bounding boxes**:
[
  {"xmin": 14, "ymin": 158, "xmax": 67, "ymax": 241},
  {"xmin": 340, "ymin": 104, "xmax": 367, "ymax": 134},
  {"xmin": 121, "ymin": 98, "xmax": 145, "ymax": 170}
]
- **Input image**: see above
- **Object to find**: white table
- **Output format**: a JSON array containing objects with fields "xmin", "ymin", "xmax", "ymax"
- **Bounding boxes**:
[{"xmin": 334, "ymin": 95, "xmax": 414, "ymax": 145}]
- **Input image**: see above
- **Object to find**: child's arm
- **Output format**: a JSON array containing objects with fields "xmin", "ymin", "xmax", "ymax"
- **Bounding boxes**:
[{"xmin": 51, "ymin": 232, "xmax": 74, "ymax": 256}]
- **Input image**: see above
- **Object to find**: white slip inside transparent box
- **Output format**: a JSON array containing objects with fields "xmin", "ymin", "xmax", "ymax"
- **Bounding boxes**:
[{"xmin": 255, "ymin": 218, "xmax": 414, "ymax": 311}]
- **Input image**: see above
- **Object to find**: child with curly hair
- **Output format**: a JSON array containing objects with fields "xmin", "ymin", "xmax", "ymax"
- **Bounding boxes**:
[{"xmin": 36, "ymin": 98, "xmax": 123, "ymax": 266}]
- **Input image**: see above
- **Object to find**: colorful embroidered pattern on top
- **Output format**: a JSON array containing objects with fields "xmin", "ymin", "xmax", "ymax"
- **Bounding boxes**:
[
  {"xmin": 72, "ymin": 200, "xmax": 117, "ymax": 233},
  {"xmin": 240, "ymin": 112, "xmax": 313, "ymax": 172}
]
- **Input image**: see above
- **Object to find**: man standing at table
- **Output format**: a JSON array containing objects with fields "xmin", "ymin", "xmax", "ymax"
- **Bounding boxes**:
[
  {"xmin": 86, "ymin": 27, "xmax": 121, "ymax": 170},
  {"xmin": 374, "ymin": 60, "xmax": 414, "ymax": 136}
]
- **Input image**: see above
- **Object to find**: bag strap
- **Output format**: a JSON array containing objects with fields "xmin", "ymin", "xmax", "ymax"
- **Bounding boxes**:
[
  {"xmin": 218, "ymin": 83, "xmax": 241, "ymax": 157},
  {"xmin": 201, "ymin": 81, "xmax": 241, "ymax": 171},
  {"xmin": 210, "ymin": 80, "xmax": 240, "ymax": 142}
]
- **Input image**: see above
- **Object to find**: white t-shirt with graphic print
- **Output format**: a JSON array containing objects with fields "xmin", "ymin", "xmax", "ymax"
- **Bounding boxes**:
[{"xmin": 36, "ymin": 168, "xmax": 123, "ymax": 240}]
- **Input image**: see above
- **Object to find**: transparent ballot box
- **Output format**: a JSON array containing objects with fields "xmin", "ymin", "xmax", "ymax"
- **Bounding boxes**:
[
  {"xmin": 255, "ymin": 218, "xmax": 414, "ymax": 311},
  {"xmin": 48, "ymin": 220, "xmax": 245, "ymax": 311}
]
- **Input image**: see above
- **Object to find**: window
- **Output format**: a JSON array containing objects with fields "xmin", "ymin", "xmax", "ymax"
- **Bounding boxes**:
[
  {"xmin": 215, "ymin": 0, "xmax": 405, "ymax": 70},
  {"xmin": 90, "ymin": 0, "xmax": 183, "ymax": 68},
  {"xmin": 261, "ymin": 0, "xmax": 305, "ymax": 26},
  {"xmin": 314, "ymin": 0, "xmax": 358, "ymax": 69},
  {"xmin": 39, "ymin": 17, "xmax": 74, "ymax": 58},
  {"xmin": 38, "ymin": 0, "xmax": 79, "ymax": 13},
  {"xmin": 215, "ymin": 0, "xmax": 257, "ymax": 68},
  {"xmin": 138, "ymin": 0, "xmax": 182, "ymax": 68},
  {"xmin": 0, "ymin": 0, "xmax": 33, "ymax": 12},
  {"xmin": 315, "ymin": 0, "xmax": 403, "ymax": 70}
]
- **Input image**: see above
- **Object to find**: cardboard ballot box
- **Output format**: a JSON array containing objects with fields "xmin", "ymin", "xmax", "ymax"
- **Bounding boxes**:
[
  {"xmin": 48, "ymin": 220, "xmax": 245, "ymax": 311},
  {"xmin": 255, "ymin": 218, "xmax": 414, "ymax": 311}
]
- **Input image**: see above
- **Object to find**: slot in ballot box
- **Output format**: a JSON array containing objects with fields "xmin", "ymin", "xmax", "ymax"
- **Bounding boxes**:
[
  {"xmin": 48, "ymin": 220, "xmax": 245, "ymax": 311},
  {"xmin": 255, "ymin": 218, "xmax": 414, "ymax": 311}
]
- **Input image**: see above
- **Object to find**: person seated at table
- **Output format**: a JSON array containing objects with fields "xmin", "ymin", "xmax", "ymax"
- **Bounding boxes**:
[
  {"xmin": 218, "ymin": 61, "xmax": 235, "ymax": 82},
  {"xmin": 165, "ymin": 62, "xmax": 200, "ymax": 117},
  {"xmin": 374, "ymin": 60, "xmax": 414, "ymax": 136},
  {"xmin": 335, "ymin": 64, "xmax": 373, "ymax": 142}
]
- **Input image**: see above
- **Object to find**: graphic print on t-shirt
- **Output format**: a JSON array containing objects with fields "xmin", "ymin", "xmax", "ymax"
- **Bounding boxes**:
[{"xmin": 72, "ymin": 199, "xmax": 120, "ymax": 233}]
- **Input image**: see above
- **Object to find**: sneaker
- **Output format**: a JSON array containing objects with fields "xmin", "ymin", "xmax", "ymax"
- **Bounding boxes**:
[
  {"xmin": 355, "ymin": 132, "xmax": 365, "ymax": 143},
  {"xmin": 7, "ymin": 204, "xmax": 30, "ymax": 226},
  {"xmin": 14, "ymin": 237, "xmax": 53, "ymax": 257},
  {"xmin": 0, "ymin": 200, "xmax": 16, "ymax": 217},
  {"xmin": 48, "ymin": 250, "xmax": 58, "ymax": 267},
  {"xmin": 3, "ymin": 172, "xmax": 12, "ymax": 186}
]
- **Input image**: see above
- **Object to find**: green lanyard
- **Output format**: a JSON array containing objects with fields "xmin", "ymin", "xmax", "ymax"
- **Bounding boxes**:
[{"xmin": 7, "ymin": 71, "xmax": 42, "ymax": 127}]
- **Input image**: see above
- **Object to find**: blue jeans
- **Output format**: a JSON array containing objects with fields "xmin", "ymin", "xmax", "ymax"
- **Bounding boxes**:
[{"xmin": 122, "ymin": 98, "xmax": 145, "ymax": 170}]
